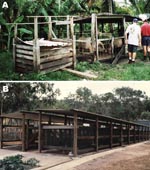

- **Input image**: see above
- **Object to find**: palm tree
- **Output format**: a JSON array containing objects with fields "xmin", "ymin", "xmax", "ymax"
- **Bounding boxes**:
[{"xmin": 124, "ymin": 0, "xmax": 150, "ymax": 15}]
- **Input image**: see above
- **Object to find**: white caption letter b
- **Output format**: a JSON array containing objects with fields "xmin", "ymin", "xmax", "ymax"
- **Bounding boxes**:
[{"xmin": 3, "ymin": 86, "xmax": 9, "ymax": 92}]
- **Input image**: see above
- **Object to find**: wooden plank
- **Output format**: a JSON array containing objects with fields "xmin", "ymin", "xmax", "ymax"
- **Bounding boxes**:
[
  {"xmin": 56, "ymin": 20, "xmax": 71, "ymax": 25},
  {"xmin": 40, "ymin": 52, "xmax": 73, "ymax": 63},
  {"xmin": 78, "ymin": 136, "xmax": 95, "ymax": 140},
  {"xmin": 16, "ymin": 65, "xmax": 31, "ymax": 72},
  {"xmin": 16, "ymin": 54, "xmax": 33, "ymax": 60},
  {"xmin": 43, "ymin": 125, "xmax": 73, "ymax": 129},
  {"xmin": 40, "ymin": 46, "xmax": 72, "ymax": 57},
  {"xmin": 16, "ymin": 58, "xmax": 33, "ymax": 65},
  {"xmin": 73, "ymin": 112, "xmax": 78, "ymax": 157},
  {"xmin": 16, "ymin": 63, "xmax": 33, "ymax": 70},
  {"xmin": 40, "ymin": 62, "xmax": 72, "ymax": 74},
  {"xmin": 16, "ymin": 49, "xmax": 33, "ymax": 55},
  {"xmin": 112, "ymin": 45, "xmax": 125, "ymax": 64},
  {"xmin": 40, "ymin": 57, "xmax": 73, "ymax": 70},
  {"xmin": 43, "ymin": 145, "xmax": 72, "ymax": 150},
  {"xmin": 62, "ymin": 68, "xmax": 97, "ymax": 79},
  {"xmin": 16, "ymin": 44, "xmax": 33, "ymax": 50}
]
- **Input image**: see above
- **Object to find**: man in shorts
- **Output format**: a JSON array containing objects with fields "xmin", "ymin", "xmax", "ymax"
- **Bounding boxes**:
[
  {"xmin": 125, "ymin": 18, "xmax": 141, "ymax": 63},
  {"xmin": 141, "ymin": 18, "xmax": 150, "ymax": 61}
]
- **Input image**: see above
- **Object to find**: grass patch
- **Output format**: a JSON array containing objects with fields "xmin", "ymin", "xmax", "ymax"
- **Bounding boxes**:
[{"xmin": 1, "ymin": 51, "xmax": 150, "ymax": 80}]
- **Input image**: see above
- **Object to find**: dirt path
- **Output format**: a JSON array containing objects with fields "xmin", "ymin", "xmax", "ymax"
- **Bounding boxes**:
[
  {"xmin": 0, "ymin": 142, "xmax": 149, "ymax": 170},
  {"xmin": 47, "ymin": 141, "xmax": 150, "ymax": 170}
]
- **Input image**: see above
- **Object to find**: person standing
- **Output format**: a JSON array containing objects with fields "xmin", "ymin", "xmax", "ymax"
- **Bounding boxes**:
[
  {"xmin": 125, "ymin": 18, "xmax": 141, "ymax": 63},
  {"xmin": 141, "ymin": 18, "xmax": 150, "ymax": 61}
]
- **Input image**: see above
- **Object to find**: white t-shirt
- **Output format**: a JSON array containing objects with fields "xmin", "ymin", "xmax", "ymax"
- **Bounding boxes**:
[{"xmin": 125, "ymin": 23, "xmax": 141, "ymax": 46}]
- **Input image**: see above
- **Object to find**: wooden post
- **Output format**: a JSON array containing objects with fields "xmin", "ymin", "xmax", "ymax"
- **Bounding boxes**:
[
  {"xmin": 67, "ymin": 15, "xmax": 70, "ymax": 40},
  {"xmin": 127, "ymin": 124, "xmax": 130, "ymax": 144},
  {"xmin": 22, "ymin": 113, "xmax": 26, "ymax": 151},
  {"xmin": 33, "ymin": 17, "xmax": 40, "ymax": 72},
  {"xmin": 91, "ymin": 14, "xmax": 96, "ymax": 54},
  {"xmin": 120, "ymin": 123, "xmax": 123, "ymax": 146},
  {"xmin": 38, "ymin": 112, "xmax": 42, "ymax": 153},
  {"xmin": 70, "ymin": 16, "xmax": 76, "ymax": 69},
  {"xmin": 134, "ymin": 125, "xmax": 136, "ymax": 143},
  {"xmin": 13, "ymin": 24, "xmax": 18, "ymax": 71},
  {"xmin": 95, "ymin": 116, "xmax": 99, "ymax": 152},
  {"xmin": 147, "ymin": 127, "xmax": 149, "ymax": 140},
  {"xmin": 48, "ymin": 16, "xmax": 52, "ymax": 40},
  {"xmin": 142, "ymin": 126, "xmax": 144, "ymax": 141},
  {"xmin": 95, "ymin": 15, "xmax": 99, "ymax": 61},
  {"xmin": 14, "ymin": 24, "xmax": 18, "ymax": 38},
  {"xmin": 110, "ymin": 121, "xmax": 113, "ymax": 148},
  {"xmin": 48, "ymin": 115, "xmax": 52, "ymax": 125},
  {"xmin": 26, "ymin": 119, "xmax": 29, "ymax": 150},
  {"xmin": 138, "ymin": 126, "xmax": 140, "ymax": 142},
  {"xmin": 148, "ymin": 127, "xmax": 150, "ymax": 140},
  {"xmin": 0, "ymin": 117, "xmax": 3, "ymax": 149},
  {"xmin": 70, "ymin": 17, "xmax": 74, "ymax": 39},
  {"xmin": 73, "ymin": 112, "xmax": 78, "ymax": 157},
  {"xmin": 65, "ymin": 115, "xmax": 67, "ymax": 125},
  {"xmin": 72, "ymin": 35, "xmax": 76, "ymax": 69}
]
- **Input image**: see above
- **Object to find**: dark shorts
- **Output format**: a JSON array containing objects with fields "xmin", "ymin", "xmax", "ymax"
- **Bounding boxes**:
[
  {"xmin": 128, "ymin": 44, "xmax": 138, "ymax": 53},
  {"xmin": 142, "ymin": 36, "xmax": 150, "ymax": 46}
]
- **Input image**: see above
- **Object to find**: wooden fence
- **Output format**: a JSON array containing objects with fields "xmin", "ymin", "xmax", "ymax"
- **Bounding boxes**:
[
  {"xmin": 0, "ymin": 109, "xmax": 150, "ymax": 156},
  {"xmin": 13, "ymin": 16, "xmax": 76, "ymax": 73}
]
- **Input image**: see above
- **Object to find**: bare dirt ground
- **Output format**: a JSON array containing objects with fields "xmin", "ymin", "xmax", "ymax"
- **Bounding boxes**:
[
  {"xmin": 73, "ymin": 142, "xmax": 150, "ymax": 170},
  {"xmin": 0, "ymin": 142, "xmax": 150, "ymax": 170},
  {"xmin": 47, "ymin": 142, "xmax": 150, "ymax": 170}
]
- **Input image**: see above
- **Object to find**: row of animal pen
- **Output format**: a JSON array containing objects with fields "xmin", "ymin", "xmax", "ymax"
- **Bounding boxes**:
[
  {"xmin": 12, "ymin": 14, "xmax": 139, "ymax": 74},
  {"xmin": 0, "ymin": 109, "xmax": 149, "ymax": 156}
]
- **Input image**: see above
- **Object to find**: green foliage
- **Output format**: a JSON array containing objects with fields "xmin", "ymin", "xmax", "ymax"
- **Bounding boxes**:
[
  {"xmin": 61, "ymin": 86, "xmax": 148, "ymax": 121},
  {"xmin": 0, "ymin": 155, "xmax": 39, "ymax": 170},
  {"xmin": 0, "ymin": 82, "xmax": 60, "ymax": 113}
]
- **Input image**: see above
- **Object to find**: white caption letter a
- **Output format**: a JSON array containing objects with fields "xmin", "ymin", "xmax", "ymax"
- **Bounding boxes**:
[{"xmin": 2, "ymin": 2, "xmax": 9, "ymax": 9}]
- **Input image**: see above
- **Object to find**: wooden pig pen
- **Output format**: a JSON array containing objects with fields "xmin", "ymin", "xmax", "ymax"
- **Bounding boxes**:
[
  {"xmin": 0, "ymin": 109, "xmax": 150, "ymax": 157},
  {"xmin": 13, "ymin": 16, "xmax": 76, "ymax": 73},
  {"xmin": 74, "ymin": 14, "xmax": 140, "ymax": 63}
]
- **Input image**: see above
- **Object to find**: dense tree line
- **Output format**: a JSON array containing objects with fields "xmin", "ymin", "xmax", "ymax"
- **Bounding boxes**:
[
  {"xmin": 57, "ymin": 86, "xmax": 150, "ymax": 121},
  {"xmin": 1, "ymin": 82, "xmax": 150, "ymax": 121},
  {"xmin": 0, "ymin": 82, "xmax": 60, "ymax": 114},
  {"xmin": 1, "ymin": 0, "xmax": 150, "ymax": 51}
]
